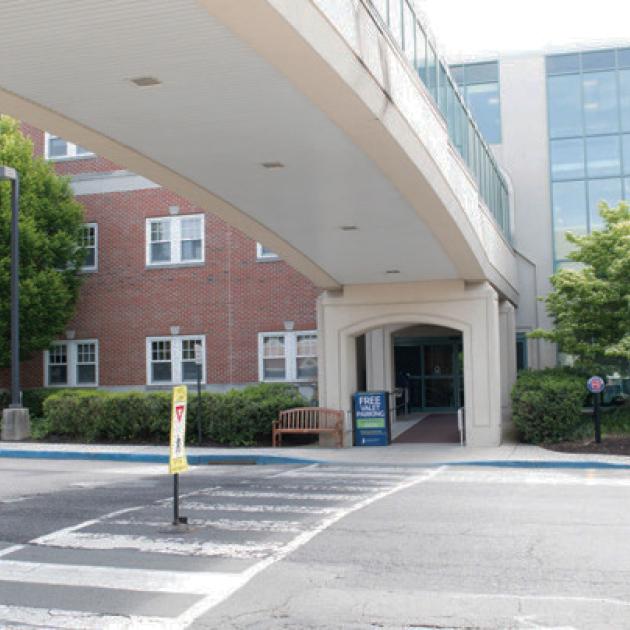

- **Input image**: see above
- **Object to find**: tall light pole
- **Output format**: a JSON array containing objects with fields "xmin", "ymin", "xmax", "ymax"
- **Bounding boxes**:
[{"xmin": 1, "ymin": 166, "xmax": 29, "ymax": 440}]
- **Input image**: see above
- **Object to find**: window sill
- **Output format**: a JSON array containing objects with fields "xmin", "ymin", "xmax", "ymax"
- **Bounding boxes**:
[
  {"xmin": 145, "ymin": 261, "xmax": 205, "ymax": 270},
  {"xmin": 256, "ymin": 256, "xmax": 280, "ymax": 263},
  {"xmin": 44, "ymin": 383, "xmax": 99, "ymax": 388},
  {"xmin": 46, "ymin": 154, "xmax": 96, "ymax": 162},
  {"xmin": 80, "ymin": 267, "xmax": 98, "ymax": 274}
]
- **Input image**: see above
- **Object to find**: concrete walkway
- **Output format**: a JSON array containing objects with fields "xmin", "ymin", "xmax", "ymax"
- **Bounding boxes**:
[{"xmin": 0, "ymin": 439, "xmax": 629, "ymax": 468}]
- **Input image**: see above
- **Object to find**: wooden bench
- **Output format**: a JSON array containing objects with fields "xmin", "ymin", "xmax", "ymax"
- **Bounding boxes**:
[{"xmin": 272, "ymin": 407, "xmax": 344, "ymax": 448}]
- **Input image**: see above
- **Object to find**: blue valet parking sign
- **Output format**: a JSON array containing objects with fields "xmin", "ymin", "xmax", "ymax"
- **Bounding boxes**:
[{"xmin": 353, "ymin": 391, "xmax": 391, "ymax": 446}]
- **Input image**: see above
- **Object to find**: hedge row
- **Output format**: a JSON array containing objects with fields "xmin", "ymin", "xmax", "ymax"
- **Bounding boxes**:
[
  {"xmin": 18, "ymin": 383, "xmax": 307, "ymax": 446},
  {"xmin": 511, "ymin": 368, "xmax": 587, "ymax": 443}
]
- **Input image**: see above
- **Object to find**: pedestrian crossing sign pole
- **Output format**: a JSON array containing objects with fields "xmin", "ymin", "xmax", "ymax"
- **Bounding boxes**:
[{"xmin": 169, "ymin": 385, "xmax": 189, "ymax": 525}]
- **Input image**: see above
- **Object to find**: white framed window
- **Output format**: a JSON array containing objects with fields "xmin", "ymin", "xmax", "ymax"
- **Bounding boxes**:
[
  {"xmin": 44, "ymin": 132, "xmax": 94, "ymax": 160},
  {"xmin": 258, "ymin": 331, "xmax": 318, "ymax": 382},
  {"xmin": 81, "ymin": 223, "xmax": 98, "ymax": 271},
  {"xmin": 146, "ymin": 335, "xmax": 206, "ymax": 385},
  {"xmin": 256, "ymin": 242, "xmax": 279, "ymax": 261},
  {"xmin": 146, "ymin": 215, "xmax": 204, "ymax": 266},
  {"xmin": 44, "ymin": 340, "xmax": 99, "ymax": 387}
]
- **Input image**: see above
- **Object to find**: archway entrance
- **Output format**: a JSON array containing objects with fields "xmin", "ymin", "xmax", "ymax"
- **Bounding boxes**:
[{"xmin": 392, "ymin": 325, "xmax": 463, "ymax": 443}]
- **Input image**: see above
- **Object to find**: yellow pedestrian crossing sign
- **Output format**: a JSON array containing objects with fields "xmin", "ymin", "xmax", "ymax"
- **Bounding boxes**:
[{"xmin": 169, "ymin": 385, "xmax": 189, "ymax": 474}]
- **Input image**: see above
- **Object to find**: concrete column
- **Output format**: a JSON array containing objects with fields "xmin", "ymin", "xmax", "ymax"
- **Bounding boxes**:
[
  {"xmin": 499, "ymin": 300, "xmax": 517, "ymax": 440},
  {"xmin": 365, "ymin": 328, "xmax": 386, "ymax": 390},
  {"xmin": 464, "ymin": 284, "xmax": 502, "ymax": 446}
]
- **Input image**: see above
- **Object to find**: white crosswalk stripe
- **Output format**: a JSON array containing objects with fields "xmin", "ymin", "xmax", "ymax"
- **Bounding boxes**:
[{"xmin": 0, "ymin": 464, "xmax": 442, "ymax": 629}]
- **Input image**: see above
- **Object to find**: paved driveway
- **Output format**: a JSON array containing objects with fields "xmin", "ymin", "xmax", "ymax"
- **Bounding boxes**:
[{"xmin": 0, "ymin": 460, "xmax": 629, "ymax": 629}]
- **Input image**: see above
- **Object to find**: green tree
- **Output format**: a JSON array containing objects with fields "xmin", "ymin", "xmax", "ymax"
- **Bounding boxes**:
[
  {"xmin": 0, "ymin": 116, "xmax": 85, "ymax": 367},
  {"xmin": 531, "ymin": 201, "xmax": 630, "ymax": 373}
]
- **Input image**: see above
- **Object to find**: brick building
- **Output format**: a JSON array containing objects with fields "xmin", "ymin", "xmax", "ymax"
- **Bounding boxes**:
[{"xmin": 2, "ymin": 125, "xmax": 321, "ymax": 397}]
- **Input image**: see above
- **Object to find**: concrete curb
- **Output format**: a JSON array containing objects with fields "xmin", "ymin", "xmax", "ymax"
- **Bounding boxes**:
[
  {"xmin": 0, "ymin": 449, "xmax": 321, "ymax": 466},
  {"xmin": 1, "ymin": 448, "xmax": 630, "ymax": 470}
]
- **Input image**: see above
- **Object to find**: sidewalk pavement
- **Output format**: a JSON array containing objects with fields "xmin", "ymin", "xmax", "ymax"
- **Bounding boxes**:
[{"xmin": 1, "ymin": 440, "xmax": 629, "ymax": 469}]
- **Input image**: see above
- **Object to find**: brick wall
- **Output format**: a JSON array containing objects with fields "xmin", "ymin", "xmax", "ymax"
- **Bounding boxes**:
[{"xmin": 1, "ymin": 126, "xmax": 320, "ymax": 389}]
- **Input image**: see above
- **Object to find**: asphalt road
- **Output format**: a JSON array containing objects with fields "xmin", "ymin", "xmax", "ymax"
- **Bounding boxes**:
[{"xmin": 0, "ymin": 459, "xmax": 629, "ymax": 629}]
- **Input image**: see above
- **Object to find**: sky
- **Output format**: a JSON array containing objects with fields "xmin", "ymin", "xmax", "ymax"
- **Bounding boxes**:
[{"xmin": 415, "ymin": 0, "xmax": 630, "ymax": 62}]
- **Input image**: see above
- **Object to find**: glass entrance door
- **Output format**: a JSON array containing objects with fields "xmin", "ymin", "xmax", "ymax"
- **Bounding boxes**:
[{"xmin": 394, "ymin": 338, "xmax": 462, "ymax": 412}]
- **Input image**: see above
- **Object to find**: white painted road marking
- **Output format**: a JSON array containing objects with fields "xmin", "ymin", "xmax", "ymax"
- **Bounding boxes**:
[
  {"xmin": 0, "ymin": 559, "xmax": 240, "ymax": 594},
  {"xmin": 0, "ymin": 464, "xmax": 445, "ymax": 630}
]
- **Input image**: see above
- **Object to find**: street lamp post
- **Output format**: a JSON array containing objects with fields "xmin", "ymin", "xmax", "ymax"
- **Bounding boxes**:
[{"xmin": 1, "ymin": 166, "xmax": 30, "ymax": 440}]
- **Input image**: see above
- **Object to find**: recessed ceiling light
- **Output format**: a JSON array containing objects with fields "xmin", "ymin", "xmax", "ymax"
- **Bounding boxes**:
[
  {"xmin": 340, "ymin": 225, "xmax": 359, "ymax": 231},
  {"xmin": 385, "ymin": 269, "xmax": 400, "ymax": 274},
  {"xmin": 130, "ymin": 76, "xmax": 162, "ymax": 87},
  {"xmin": 261, "ymin": 162, "xmax": 285, "ymax": 169}
]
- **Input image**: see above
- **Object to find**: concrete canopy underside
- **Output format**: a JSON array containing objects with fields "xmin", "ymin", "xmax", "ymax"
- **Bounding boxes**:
[{"xmin": 0, "ymin": 0, "xmax": 516, "ymax": 298}]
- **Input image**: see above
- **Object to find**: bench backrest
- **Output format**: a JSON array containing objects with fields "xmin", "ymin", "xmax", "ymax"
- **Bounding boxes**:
[{"xmin": 277, "ymin": 407, "xmax": 343, "ymax": 430}]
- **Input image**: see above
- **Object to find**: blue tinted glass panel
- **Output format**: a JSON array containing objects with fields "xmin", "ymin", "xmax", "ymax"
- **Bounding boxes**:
[
  {"xmin": 618, "ymin": 48, "xmax": 630, "ymax": 68},
  {"xmin": 586, "ymin": 135, "xmax": 621, "ymax": 177},
  {"xmin": 620, "ymin": 69, "xmax": 630, "ymax": 132},
  {"xmin": 438, "ymin": 63, "xmax": 448, "ymax": 115},
  {"xmin": 553, "ymin": 181, "xmax": 587, "ymax": 258},
  {"xmin": 426, "ymin": 43, "xmax": 437, "ymax": 99},
  {"xmin": 466, "ymin": 82, "xmax": 501, "ymax": 144},
  {"xmin": 415, "ymin": 23, "xmax": 426, "ymax": 82},
  {"xmin": 623, "ymin": 135, "xmax": 630, "ymax": 175},
  {"xmin": 625, "ymin": 177, "xmax": 630, "ymax": 199},
  {"xmin": 547, "ymin": 54, "xmax": 580, "ymax": 75},
  {"xmin": 581, "ymin": 50, "xmax": 616, "ymax": 71},
  {"xmin": 583, "ymin": 71, "xmax": 618, "ymax": 135},
  {"xmin": 550, "ymin": 138, "xmax": 585, "ymax": 180},
  {"xmin": 588, "ymin": 178, "xmax": 622, "ymax": 229},
  {"xmin": 464, "ymin": 62, "xmax": 498, "ymax": 84},
  {"xmin": 548, "ymin": 74, "xmax": 583, "ymax": 138},
  {"xmin": 449, "ymin": 64, "xmax": 464, "ymax": 85}
]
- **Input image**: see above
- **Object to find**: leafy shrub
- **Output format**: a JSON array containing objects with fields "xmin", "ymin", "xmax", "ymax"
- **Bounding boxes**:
[
  {"xmin": 41, "ymin": 383, "xmax": 306, "ymax": 445},
  {"xmin": 568, "ymin": 401, "xmax": 630, "ymax": 441},
  {"xmin": 1, "ymin": 387, "xmax": 79, "ymax": 420},
  {"xmin": 512, "ymin": 369, "xmax": 586, "ymax": 443}
]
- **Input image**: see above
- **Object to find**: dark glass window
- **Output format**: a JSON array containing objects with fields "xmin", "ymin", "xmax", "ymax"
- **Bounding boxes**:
[
  {"xmin": 451, "ymin": 61, "xmax": 502, "ymax": 144},
  {"xmin": 581, "ymin": 50, "xmax": 616, "ymax": 71},
  {"xmin": 550, "ymin": 138, "xmax": 585, "ymax": 180},
  {"xmin": 618, "ymin": 48, "xmax": 630, "ymax": 68},
  {"xmin": 583, "ymin": 71, "xmax": 619, "ymax": 135},
  {"xmin": 547, "ymin": 53, "xmax": 580, "ymax": 75},
  {"xmin": 622, "ymin": 135, "xmax": 630, "ymax": 175},
  {"xmin": 548, "ymin": 74, "xmax": 583, "ymax": 138},
  {"xmin": 588, "ymin": 178, "xmax": 622, "ymax": 229},
  {"xmin": 553, "ymin": 181, "xmax": 588, "ymax": 258},
  {"xmin": 620, "ymin": 69, "xmax": 630, "ymax": 132},
  {"xmin": 586, "ymin": 135, "xmax": 621, "ymax": 177}
]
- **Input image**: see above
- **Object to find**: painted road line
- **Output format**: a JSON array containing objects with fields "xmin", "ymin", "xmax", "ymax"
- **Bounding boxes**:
[
  {"xmin": 277, "ymin": 469, "xmax": 412, "ymax": 480},
  {"xmin": 108, "ymin": 518, "xmax": 304, "ymax": 533},
  {"xmin": 32, "ymin": 532, "xmax": 286, "ymax": 559},
  {"xmin": 0, "ymin": 560, "xmax": 241, "ymax": 595},
  {"xmin": 0, "ymin": 604, "xmax": 167, "ymax": 629},
  {"xmin": 180, "ymin": 501, "xmax": 339, "ymax": 514},
  {"xmin": 435, "ymin": 469, "xmax": 630, "ymax": 487},
  {"xmin": 30, "ymin": 505, "xmax": 144, "ymax": 547},
  {"xmin": 202, "ymin": 489, "xmax": 370, "ymax": 501},
  {"xmin": 246, "ymin": 483, "xmax": 387, "ymax": 493},
  {"xmin": 0, "ymin": 545, "xmax": 24, "ymax": 559},
  {"xmin": 174, "ymin": 465, "xmax": 448, "ymax": 628}
]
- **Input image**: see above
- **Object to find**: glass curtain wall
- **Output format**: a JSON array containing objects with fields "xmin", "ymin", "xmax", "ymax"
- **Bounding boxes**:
[
  {"xmin": 367, "ymin": 0, "xmax": 510, "ymax": 239},
  {"xmin": 547, "ymin": 47, "xmax": 630, "ymax": 268},
  {"xmin": 450, "ymin": 62, "xmax": 502, "ymax": 144}
]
